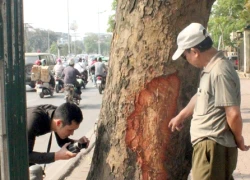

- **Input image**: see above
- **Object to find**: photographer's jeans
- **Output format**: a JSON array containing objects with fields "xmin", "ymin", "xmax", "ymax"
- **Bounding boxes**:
[{"xmin": 29, "ymin": 165, "xmax": 43, "ymax": 180}]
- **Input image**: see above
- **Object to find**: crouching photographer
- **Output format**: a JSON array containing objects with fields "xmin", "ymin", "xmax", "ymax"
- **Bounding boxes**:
[{"xmin": 27, "ymin": 103, "xmax": 90, "ymax": 180}]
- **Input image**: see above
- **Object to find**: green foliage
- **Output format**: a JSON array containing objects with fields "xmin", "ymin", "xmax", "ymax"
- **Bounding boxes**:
[
  {"xmin": 208, "ymin": 0, "xmax": 250, "ymax": 48},
  {"xmin": 24, "ymin": 26, "xmax": 85, "ymax": 56},
  {"xmin": 50, "ymin": 42, "xmax": 58, "ymax": 55},
  {"xmin": 25, "ymin": 28, "xmax": 59, "ymax": 52},
  {"xmin": 107, "ymin": 0, "xmax": 117, "ymax": 32},
  {"xmin": 107, "ymin": 14, "xmax": 116, "ymax": 32},
  {"xmin": 84, "ymin": 33, "xmax": 112, "ymax": 56},
  {"xmin": 59, "ymin": 44, "xmax": 69, "ymax": 56},
  {"xmin": 84, "ymin": 33, "xmax": 98, "ymax": 54}
]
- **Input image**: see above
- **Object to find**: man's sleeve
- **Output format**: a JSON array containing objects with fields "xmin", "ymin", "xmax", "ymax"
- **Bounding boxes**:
[
  {"xmin": 214, "ymin": 74, "xmax": 239, "ymax": 107},
  {"xmin": 27, "ymin": 111, "xmax": 55, "ymax": 164}
]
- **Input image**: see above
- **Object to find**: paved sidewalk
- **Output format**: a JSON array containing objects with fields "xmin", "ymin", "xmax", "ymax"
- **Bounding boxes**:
[
  {"xmin": 233, "ymin": 78, "xmax": 250, "ymax": 180},
  {"xmin": 63, "ymin": 145, "xmax": 94, "ymax": 180},
  {"xmin": 65, "ymin": 78, "xmax": 250, "ymax": 180}
]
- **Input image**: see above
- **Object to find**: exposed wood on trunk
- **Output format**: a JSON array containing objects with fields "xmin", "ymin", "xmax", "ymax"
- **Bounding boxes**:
[
  {"xmin": 88, "ymin": 0, "xmax": 215, "ymax": 180},
  {"xmin": 126, "ymin": 74, "xmax": 180, "ymax": 179}
]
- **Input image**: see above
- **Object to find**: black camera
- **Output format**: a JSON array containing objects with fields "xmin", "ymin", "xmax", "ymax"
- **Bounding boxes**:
[{"xmin": 67, "ymin": 142, "xmax": 87, "ymax": 153}]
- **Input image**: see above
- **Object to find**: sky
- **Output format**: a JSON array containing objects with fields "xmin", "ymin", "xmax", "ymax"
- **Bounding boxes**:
[{"xmin": 23, "ymin": 0, "xmax": 114, "ymax": 36}]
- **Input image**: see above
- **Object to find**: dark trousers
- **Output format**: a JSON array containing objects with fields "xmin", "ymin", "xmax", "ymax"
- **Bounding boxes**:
[{"xmin": 192, "ymin": 139, "xmax": 237, "ymax": 180}]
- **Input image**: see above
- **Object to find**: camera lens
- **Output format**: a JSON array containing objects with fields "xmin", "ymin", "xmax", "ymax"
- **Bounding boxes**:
[
  {"xmin": 67, "ymin": 142, "xmax": 81, "ymax": 153},
  {"xmin": 67, "ymin": 142, "xmax": 87, "ymax": 153}
]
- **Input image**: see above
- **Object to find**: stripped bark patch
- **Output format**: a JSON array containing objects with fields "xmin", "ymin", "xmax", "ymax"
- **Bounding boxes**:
[{"xmin": 126, "ymin": 74, "xmax": 180, "ymax": 179}]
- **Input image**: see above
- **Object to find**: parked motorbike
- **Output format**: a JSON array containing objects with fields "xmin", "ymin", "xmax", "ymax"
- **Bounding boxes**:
[
  {"xmin": 96, "ymin": 75, "xmax": 106, "ymax": 94},
  {"xmin": 64, "ymin": 84, "xmax": 81, "ymax": 105},
  {"xmin": 55, "ymin": 77, "xmax": 64, "ymax": 93},
  {"xmin": 36, "ymin": 80, "xmax": 54, "ymax": 98}
]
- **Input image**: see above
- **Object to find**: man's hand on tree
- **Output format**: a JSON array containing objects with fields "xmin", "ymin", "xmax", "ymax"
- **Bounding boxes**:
[{"xmin": 168, "ymin": 115, "xmax": 185, "ymax": 132}]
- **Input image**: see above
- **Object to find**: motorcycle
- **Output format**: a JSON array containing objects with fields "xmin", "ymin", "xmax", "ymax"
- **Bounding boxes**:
[
  {"xmin": 96, "ymin": 75, "xmax": 106, "ymax": 94},
  {"xmin": 80, "ymin": 71, "xmax": 88, "ymax": 89},
  {"xmin": 55, "ymin": 77, "xmax": 64, "ymax": 93},
  {"xmin": 64, "ymin": 84, "xmax": 81, "ymax": 105},
  {"xmin": 36, "ymin": 80, "xmax": 54, "ymax": 98}
]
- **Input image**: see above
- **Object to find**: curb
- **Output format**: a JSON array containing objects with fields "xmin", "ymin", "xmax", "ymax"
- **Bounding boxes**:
[
  {"xmin": 44, "ymin": 126, "xmax": 97, "ymax": 180},
  {"xmin": 57, "ymin": 142, "xmax": 96, "ymax": 180},
  {"xmin": 237, "ymin": 71, "xmax": 250, "ymax": 79}
]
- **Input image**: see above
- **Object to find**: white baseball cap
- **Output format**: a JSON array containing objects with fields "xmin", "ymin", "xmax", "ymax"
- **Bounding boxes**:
[{"xmin": 172, "ymin": 23, "xmax": 209, "ymax": 60}]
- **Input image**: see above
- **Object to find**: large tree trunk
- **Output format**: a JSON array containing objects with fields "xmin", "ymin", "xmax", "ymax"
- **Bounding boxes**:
[{"xmin": 88, "ymin": 0, "xmax": 215, "ymax": 179}]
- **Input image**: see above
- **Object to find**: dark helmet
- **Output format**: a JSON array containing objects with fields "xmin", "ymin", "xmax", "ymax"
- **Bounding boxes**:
[{"xmin": 68, "ymin": 58, "xmax": 75, "ymax": 66}]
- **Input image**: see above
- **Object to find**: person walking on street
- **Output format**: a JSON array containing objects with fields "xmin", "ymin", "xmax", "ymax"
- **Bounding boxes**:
[
  {"xmin": 27, "ymin": 103, "xmax": 90, "ymax": 178},
  {"xmin": 168, "ymin": 23, "xmax": 249, "ymax": 180}
]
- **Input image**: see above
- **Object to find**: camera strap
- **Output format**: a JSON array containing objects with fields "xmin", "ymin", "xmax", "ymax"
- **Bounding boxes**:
[{"xmin": 43, "ymin": 132, "xmax": 53, "ymax": 177}]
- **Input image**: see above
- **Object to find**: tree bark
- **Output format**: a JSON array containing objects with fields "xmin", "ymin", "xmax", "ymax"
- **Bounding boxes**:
[{"xmin": 88, "ymin": 0, "xmax": 215, "ymax": 179}]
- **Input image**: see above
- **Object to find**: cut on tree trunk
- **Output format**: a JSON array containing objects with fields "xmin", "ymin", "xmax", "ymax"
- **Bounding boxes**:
[{"xmin": 87, "ymin": 0, "xmax": 215, "ymax": 180}]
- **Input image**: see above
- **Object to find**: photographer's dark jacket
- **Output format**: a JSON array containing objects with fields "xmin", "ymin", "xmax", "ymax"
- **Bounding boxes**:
[{"xmin": 27, "ymin": 104, "xmax": 74, "ymax": 165}]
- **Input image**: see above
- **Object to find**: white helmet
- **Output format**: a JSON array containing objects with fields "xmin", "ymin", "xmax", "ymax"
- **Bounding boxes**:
[{"xmin": 68, "ymin": 58, "xmax": 75, "ymax": 66}]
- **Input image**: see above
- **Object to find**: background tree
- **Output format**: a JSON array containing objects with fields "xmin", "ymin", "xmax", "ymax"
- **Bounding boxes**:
[
  {"xmin": 87, "ymin": 1, "xmax": 215, "ymax": 180},
  {"xmin": 50, "ymin": 42, "xmax": 58, "ymax": 55},
  {"xmin": 24, "ymin": 28, "xmax": 59, "ymax": 52},
  {"xmin": 208, "ymin": 0, "xmax": 250, "ymax": 48},
  {"xmin": 241, "ymin": 0, "xmax": 250, "ymax": 24},
  {"xmin": 60, "ymin": 44, "xmax": 69, "ymax": 56},
  {"xmin": 84, "ymin": 33, "xmax": 112, "ymax": 55},
  {"xmin": 84, "ymin": 33, "xmax": 98, "ymax": 54},
  {"xmin": 107, "ymin": 0, "xmax": 117, "ymax": 32},
  {"xmin": 74, "ymin": 40, "xmax": 85, "ymax": 54}
]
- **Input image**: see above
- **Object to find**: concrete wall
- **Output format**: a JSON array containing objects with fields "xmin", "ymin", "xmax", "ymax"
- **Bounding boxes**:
[{"xmin": 243, "ymin": 30, "xmax": 250, "ymax": 73}]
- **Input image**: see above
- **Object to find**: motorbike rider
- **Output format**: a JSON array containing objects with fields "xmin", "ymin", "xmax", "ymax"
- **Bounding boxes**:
[
  {"xmin": 40, "ymin": 59, "xmax": 55, "ymax": 89},
  {"xmin": 74, "ymin": 57, "xmax": 88, "ymax": 83},
  {"xmin": 62, "ymin": 58, "xmax": 82, "ymax": 100},
  {"xmin": 91, "ymin": 57, "xmax": 107, "ymax": 81},
  {"xmin": 35, "ymin": 59, "xmax": 41, "ymax": 66},
  {"xmin": 34, "ymin": 59, "xmax": 55, "ymax": 90},
  {"xmin": 53, "ymin": 58, "xmax": 65, "ymax": 92},
  {"xmin": 89, "ymin": 57, "xmax": 98, "ymax": 86}
]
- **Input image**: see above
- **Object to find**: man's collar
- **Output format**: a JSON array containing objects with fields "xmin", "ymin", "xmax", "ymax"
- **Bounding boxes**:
[{"xmin": 203, "ymin": 51, "xmax": 224, "ymax": 73}]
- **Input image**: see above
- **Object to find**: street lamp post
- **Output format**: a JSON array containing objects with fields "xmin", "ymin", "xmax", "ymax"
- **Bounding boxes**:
[
  {"xmin": 67, "ymin": 0, "xmax": 71, "ymax": 56},
  {"xmin": 97, "ymin": 10, "xmax": 106, "ymax": 55},
  {"xmin": 70, "ymin": 21, "xmax": 78, "ymax": 55},
  {"xmin": 97, "ymin": 9, "xmax": 101, "ymax": 55},
  {"xmin": 236, "ymin": 30, "xmax": 243, "ymax": 71},
  {"xmin": 48, "ymin": 29, "xmax": 50, "ymax": 53}
]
